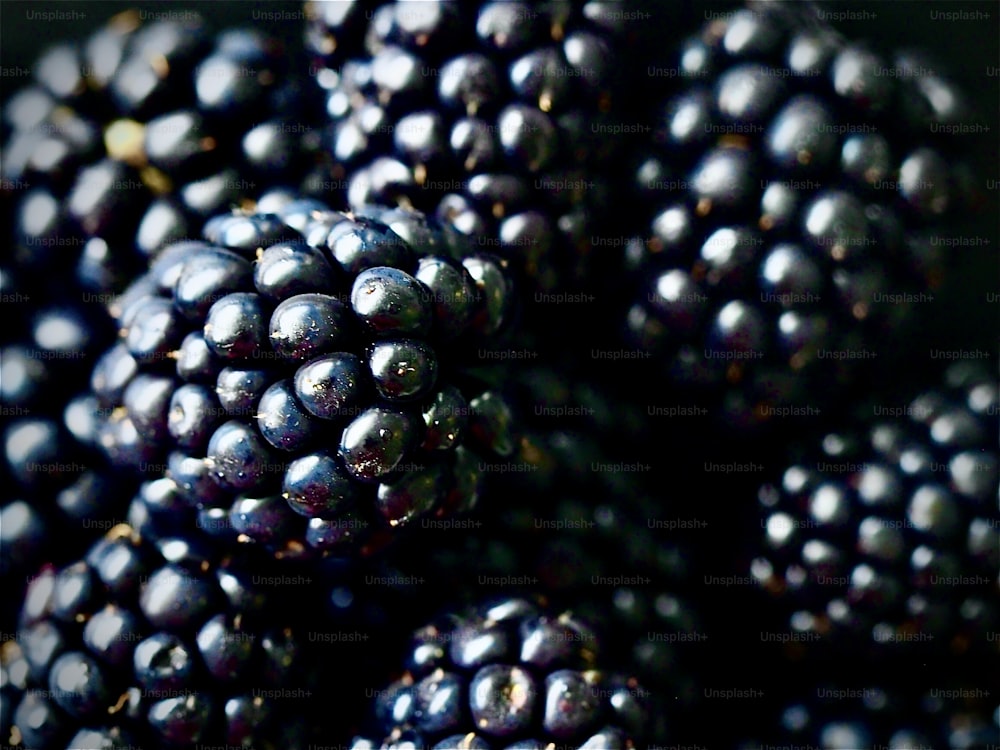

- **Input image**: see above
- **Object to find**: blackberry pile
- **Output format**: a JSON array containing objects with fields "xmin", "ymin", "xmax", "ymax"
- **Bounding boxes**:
[
  {"xmin": 620, "ymin": 4, "xmax": 981, "ymax": 428},
  {"xmin": 349, "ymin": 597, "xmax": 651, "ymax": 749},
  {"xmin": 87, "ymin": 197, "xmax": 518, "ymax": 559},
  {"xmin": 751, "ymin": 363, "xmax": 999, "ymax": 650},
  {"xmin": 2, "ymin": 526, "xmax": 315, "ymax": 749},
  {"xmin": 1, "ymin": 2, "xmax": 996, "ymax": 749}
]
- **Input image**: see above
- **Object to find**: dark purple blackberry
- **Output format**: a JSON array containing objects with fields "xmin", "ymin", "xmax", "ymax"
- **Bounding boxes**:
[
  {"xmin": 306, "ymin": 0, "xmax": 648, "ymax": 300},
  {"xmin": 750, "ymin": 364, "xmax": 999, "ymax": 651},
  {"xmin": 620, "ymin": 4, "xmax": 982, "ymax": 429},
  {"xmin": 2, "ymin": 525, "xmax": 315, "ymax": 750},
  {"xmin": 85, "ymin": 198, "xmax": 519, "ymax": 560},
  {"xmin": 348, "ymin": 597, "xmax": 651, "ymax": 748},
  {"xmin": 2, "ymin": 10, "xmax": 317, "ymax": 296}
]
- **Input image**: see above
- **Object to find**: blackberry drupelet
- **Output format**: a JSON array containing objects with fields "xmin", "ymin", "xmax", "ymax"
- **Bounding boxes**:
[
  {"xmin": 348, "ymin": 597, "xmax": 651, "ymax": 749},
  {"xmin": 750, "ymin": 363, "xmax": 999, "ymax": 650},
  {"xmin": 2, "ymin": 525, "xmax": 315, "ymax": 750},
  {"xmin": 620, "ymin": 3, "xmax": 981, "ymax": 429},
  {"xmin": 2, "ymin": 10, "xmax": 316, "ymax": 296},
  {"xmin": 86, "ymin": 198, "xmax": 519, "ymax": 560},
  {"xmin": 304, "ymin": 0, "xmax": 376, "ymax": 71}
]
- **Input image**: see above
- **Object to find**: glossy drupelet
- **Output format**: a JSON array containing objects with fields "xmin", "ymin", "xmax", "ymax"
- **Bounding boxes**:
[
  {"xmin": 86, "ymin": 198, "xmax": 519, "ymax": 560},
  {"xmin": 618, "ymin": 4, "xmax": 982, "ymax": 429},
  {"xmin": 348, "ymin": 597, "xmax": 651, "ymax": 749},
  {"xmin": 750, "ymin": 364, "xmax": 999, "ymax": 651},
  {"xmin": 1, "ymin": 525, "xmax": 315, "ymax": 750}
]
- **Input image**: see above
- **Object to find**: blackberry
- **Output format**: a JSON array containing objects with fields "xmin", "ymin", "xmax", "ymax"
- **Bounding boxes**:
[
  {"xmin": 86, "ymin": 198, "xmax": 519, "ymax": 560},
  {"xmin": 2, "ymin": 525, "xmax": 315, "ymax": 749},
  {"xmin": 349, "ymin": 597, "xmax": 651, "ymax": 748},
  {"xmin": 620, "ymin": 3, "xmax": 981, "ymax": 429},
  {"xmin": 2, "ymin": 10, "xmax": 317, "ymax": 296},
  {"xmin": 305, "ymin": 0, "xmax": 658, "ymax": 348},
  {"xmin": 750, "ymin": 363, "xmax": 999, "ymax": 650}
]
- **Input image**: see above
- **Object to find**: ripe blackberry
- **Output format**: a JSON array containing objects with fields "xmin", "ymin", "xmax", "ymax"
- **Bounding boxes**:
[
  {"xmin": 2, "ymin": 525, "xmax": 315, "ymax": 749},
  {"xmin": 348, "ymin": 597, "xmax": 651, "ymax": 748},
  {"xmin": 750, "ymin": 364, "xmax": 999, "ymax": 650},
  {"xmin": 306, "ymin": 0, "xmax": 649, "ymax": 303},
  {"xmin": 2, "ymin": 10, "xmax": 317, "ymax": 296},
  {"xmin": 620, "ymin": 3, "xmax": 981, "ymax": 429},
  {"xmin": 86, "ymin": 197, "xmax": 519, "ymax": 560}
]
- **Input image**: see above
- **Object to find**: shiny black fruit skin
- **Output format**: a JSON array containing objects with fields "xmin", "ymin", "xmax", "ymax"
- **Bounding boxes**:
[
  {"xmin": 339, "ymin": 407, "xmax": 424, "ymax": 483},
  {"xmin": 269, "ymin": 293, "xmax": 353, "ymax": 362},
  {"xmin": 368, "ymin": 338, "xmax": 439, "ymax": 402},
  {"xmin": 294, "ymin": 352, "xmax": 369, "ymax": 420},
  {"xmin": 350, "ymin": 266, "xmax": 434, "ymax": 338}
]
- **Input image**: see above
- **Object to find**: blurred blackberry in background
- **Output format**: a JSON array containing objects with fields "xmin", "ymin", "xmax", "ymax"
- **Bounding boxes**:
[
  {"xmin": 751, "ymin": 363, "xmax": 999, "ymax": 652},
  {"xmin": 738, "ymin": 673, "xmax": 998, "ymax": 750},
  {"xmin": 1, "ymin": 10, "xmax": 319, "ymax": 297},
  {"xmin": 348, "ymin": 596, "xmax": 651, "ymax": 749},
  {"xmin": 2, "ymin": 525, "xmax": 316, "ymax": 749},
  {"xmin": 1, "ymin": 9, "xmax": 323, "ymax": 607},
  {"xmin": 0, "ymin": 11, "xmax": 320, "ymax": 629},
  {"xmin": 84, "ymin": 197, "xmax": 520, "ymax": 560},
  {"xmin": 0, "ymin": 297, "xmax": 137, "ymax": 633},
  {"xmin": 617, "ymin": 2, "xmax": 984, "ymax": 430}
]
